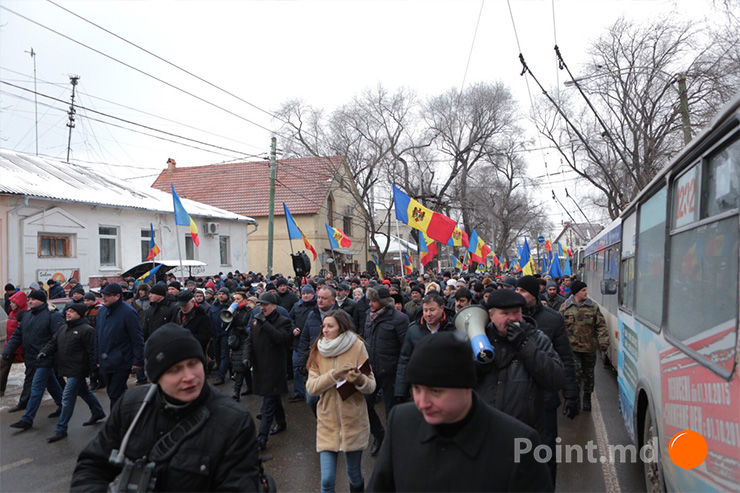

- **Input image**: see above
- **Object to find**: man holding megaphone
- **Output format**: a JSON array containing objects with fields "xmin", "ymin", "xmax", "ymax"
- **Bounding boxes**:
[{"xmin": 475, "ymin": 290, "xmax": 565, "ymax": 437}]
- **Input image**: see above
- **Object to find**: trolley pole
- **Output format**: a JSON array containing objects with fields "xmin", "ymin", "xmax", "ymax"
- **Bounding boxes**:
[{"xmin": 66, "ymin": 75, "xmax": 80, "ymax": 163}]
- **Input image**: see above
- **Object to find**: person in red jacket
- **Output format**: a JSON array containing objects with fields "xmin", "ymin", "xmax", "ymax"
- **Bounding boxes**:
[{"xmin": 0, "ymin": 290, "xmax": 27, "ymax": 396}]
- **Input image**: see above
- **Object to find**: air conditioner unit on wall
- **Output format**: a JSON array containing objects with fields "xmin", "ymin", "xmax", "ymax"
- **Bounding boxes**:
[{"xmin": 205, "ymin": 222, "xmax": 220, "ymax": 235}]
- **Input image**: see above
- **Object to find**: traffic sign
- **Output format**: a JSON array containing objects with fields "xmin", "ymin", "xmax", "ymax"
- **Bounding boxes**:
[{"xmin": 537, "ymin": 235, "xmax": 545, "ymax": 244}]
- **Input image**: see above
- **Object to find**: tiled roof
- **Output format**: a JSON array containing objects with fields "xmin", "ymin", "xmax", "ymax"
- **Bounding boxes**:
[
  {"xmin": 151, "ymin": 155, "xmax": 345, "ymax": 217},
  {"xmin": 0, "ymin": 148, "xmax": 255, "ymax": 223}
]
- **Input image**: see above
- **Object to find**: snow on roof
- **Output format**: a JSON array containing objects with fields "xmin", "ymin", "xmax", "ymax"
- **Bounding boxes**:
[{"xmin": 0, "ymin": 149, "xmax": 256, "ymax": 224}]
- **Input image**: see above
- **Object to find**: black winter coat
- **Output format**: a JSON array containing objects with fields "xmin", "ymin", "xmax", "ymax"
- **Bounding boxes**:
[
  {"xmin": 525, "ymin": 303, "xmax": 579, "ymax": 408},
  {"xmin": 176, "ymin": 305, "xmax": 212, "ymax": 350},
  {"xmin": 363, "ymin": 307, "xmax": 409, "ymax": 378},
  {"xmin": 2, "ymin": 303, "xmax": 64, "ymax": 365},
  {"xmin": 245, "ymin": 310, "xmax": 292, "ymax": 396},
  {"xmin": 289, "ymin": 297, "xmax": 316, "ymax": 351},
  {"xmin": 336, "ymin": 297, "xmax": 357, "ymax": 322},
  {"xmin": 393, "ymin": 313, "xmax": 455, "ymax": 398},
  {"xmin": 277, "ymin": 290, "xmax": 299, "ymax": 312},
  {"xmin": 229, "ymin": 306, "xmax": 252, "ymax": 374},
  {"xmin": 40, "ymin": 318, "xmax": 96, "ymax": 378},
  {"xmin": 475, "ymin": 316, "xmax": 565, "ymax": 435},
  {"xmin": 368, "ymin": 395, "xmax": 553, "ymax": 492},
  {"xmin": 70, "ymin": 384, "xmax": 260, "ymax": 492},
  {"xmin": 353, "ymin": 296, "xmax": 369, "ymax": 336},
  {"xmin": 142, "ymin": 300, "xmax": 177, "ymax": 340}
]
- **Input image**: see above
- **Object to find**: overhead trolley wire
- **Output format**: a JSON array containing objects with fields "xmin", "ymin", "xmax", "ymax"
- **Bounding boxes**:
[
  {"xmin": 0, "ymin": 80, "xmax": 266, "ymax": 159},
  {"xmin": 0, "ymin": 4, "xmax": 275, "ymax": 135}
]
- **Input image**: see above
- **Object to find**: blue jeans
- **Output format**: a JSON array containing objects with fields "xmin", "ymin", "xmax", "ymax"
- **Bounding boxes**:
[
  {"xmin": 306, "ymin": 393, "xmax": 319, "ymax": 417},
  {"xmin": 55, "ymin": 377, "xmax": 105, "ymax": 433},
  {"xmin": 102, "ymin": 369, "xmax": 130, "ymax": 411},
  {"xmin": 257, "ymin": 395, "xmax": 285, "ymax": 442},
  {"xmin": 21, "ymin": 366, "xmax": 63, "ymax": 425},
  {"xmin": 319, "ymin": 450, "xmax": 364, "ymax": 493},
  {"xmin": 217, "ymin": 334, "xmax": 231, "ymax": 380},
  {"xmin": 292, "ymin": 350, "xmax": 305, "ymax": 398}
]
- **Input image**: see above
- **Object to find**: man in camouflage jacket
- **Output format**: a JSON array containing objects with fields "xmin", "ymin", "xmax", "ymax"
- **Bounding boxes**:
[{"xmin": 559, "ymin": 280, "xmax": 608, "ymax": 412}]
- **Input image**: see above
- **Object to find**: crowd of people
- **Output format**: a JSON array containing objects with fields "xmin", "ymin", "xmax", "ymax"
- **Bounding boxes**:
[{"xmin": 1, "ymin": 266, "xmax": 609, "ymax": 491}]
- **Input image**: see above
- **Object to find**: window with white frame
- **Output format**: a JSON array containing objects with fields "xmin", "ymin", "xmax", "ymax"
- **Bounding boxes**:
[{"xmin": 99, "ymin": 226, "xmax": 118, "ymax": 267}]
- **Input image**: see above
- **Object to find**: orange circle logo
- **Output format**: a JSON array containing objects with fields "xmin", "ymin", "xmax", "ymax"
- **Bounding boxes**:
[{"xmin": 668, "ymin": 430, "xmax": 708, "ymax": 469}]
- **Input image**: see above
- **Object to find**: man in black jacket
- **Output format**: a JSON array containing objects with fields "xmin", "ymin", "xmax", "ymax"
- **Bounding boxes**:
[
  {"xmin": 363, "ymin": 287, "xmax": 409, "ymax": 456},
  {"xmin": 3, "ymin": 289, "xmax": 65, "ymax": 420},
  {"xmin": 275, "ymin": 278, "xmax": 298, "ymax": 312},
  {"xmin": 175, "ymin": 290, "xmax": 212, "ymax": 357},
  {"xmin": 141, "ymin": 283, "xmax": 176, "ymax": 340},
  {"xmin": 287, "ymin": 285, "xmax": 316, "ymax": 402},
  {"xmin": 246, "ymin": 293, "xmax": 293, "ymax": 451},
  {"xmin": 368, "ymin": 331, "xmax": 553, "ymax": 492},
  {"xmin": 517, "ymin": 276, "xmax": 580, "ymax": 485},
  {"xmin": 40, "ymin": 304, "xmax": 105, "ymax": 442},
  {"xmin": 475, "ymin": 290, "xmax": 565, "ymax": 436},
  {"xmin": 70, "ymin": 323, "xmax": 260, "ymax": 492},
  {"xmin": 394, "ymin": 293, "xmax": 454, "ymax": 401}
]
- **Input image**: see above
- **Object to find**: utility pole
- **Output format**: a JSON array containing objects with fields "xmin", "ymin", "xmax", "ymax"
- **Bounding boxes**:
[
  {"xmin": 66, "ymin": 75, "xmax": 80, "ymax": 163},
  {"xmin": 266, "ymin": 136, "xmax": 277, "ymax": 277},
  {"xmin": 25, "ymin": 48, "xmax": 38, "ymax": 155},
  {"xmin": 676, "ymin": 73, "xmax": 692, "ymax": 145}
]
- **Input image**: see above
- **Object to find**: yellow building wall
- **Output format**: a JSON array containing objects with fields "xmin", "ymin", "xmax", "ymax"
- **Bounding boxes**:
[{"xmin": 247, "ymin": 181, "xmax": 368, "ymax": 277}]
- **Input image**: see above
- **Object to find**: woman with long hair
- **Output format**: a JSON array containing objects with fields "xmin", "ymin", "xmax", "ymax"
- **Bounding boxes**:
[{"xmin": 306, "ymin": 309, "xmax": 375, "ymax": 493}]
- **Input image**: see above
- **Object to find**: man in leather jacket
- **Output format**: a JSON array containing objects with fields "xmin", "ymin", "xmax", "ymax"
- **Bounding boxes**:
[
  {"xmin": 71, "ymin": 323, "xmax": 260, "ymax": 492},
  {"xmin": 475, "ymin": 290, "xmax": 565, "ymax": 436}
]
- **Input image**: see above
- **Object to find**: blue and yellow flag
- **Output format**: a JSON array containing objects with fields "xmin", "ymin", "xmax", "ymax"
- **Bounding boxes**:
[
  {"xmin": 372, "ymin": 252, "xmax": 384, "ymax": 280},
  {"xmin": 137, "ymin": 264, "xmax": 162, "ymax": 283}
]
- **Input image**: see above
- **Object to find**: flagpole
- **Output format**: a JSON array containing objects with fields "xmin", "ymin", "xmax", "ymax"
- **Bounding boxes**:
[
  {"xmin": 175, "ymin": 222, "xmax": 185, "ymax": 283},
  {"xmin": 394, "ymin": 215, "xmax": 405, "ymax": 277}
]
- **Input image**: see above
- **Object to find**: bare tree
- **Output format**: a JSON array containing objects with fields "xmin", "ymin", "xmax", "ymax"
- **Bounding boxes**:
[
  {"xmin": 534, "ymin": 17, "xmax": 740, "ymax": 219},
  {"xmin": 422, "ymin": 83, "xmax": 518, "ymax": 231},
  {"xmin": 464, "ymin": 145, "xmax": 551, "ymax": 260},
  {"xmin": 275, "ymin": 86, "xmax": 428, "ymax": 264}
]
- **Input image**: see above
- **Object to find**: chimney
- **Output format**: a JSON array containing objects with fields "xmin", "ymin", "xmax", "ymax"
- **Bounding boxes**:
[{"xmin": 167, "ymin": 157, "xmax": 177, "ymax": 172}]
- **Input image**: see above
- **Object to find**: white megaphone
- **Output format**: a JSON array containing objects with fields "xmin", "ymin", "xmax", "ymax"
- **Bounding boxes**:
[
  {"xmin": 220, "ymin": 302, "xmax": 239, "ymax": 323},
  {"xmin": 454, "ymin": 305, "xmax": 495, "ymax": 363}
]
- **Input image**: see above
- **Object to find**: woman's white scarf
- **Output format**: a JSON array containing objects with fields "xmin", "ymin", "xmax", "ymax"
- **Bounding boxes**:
[{"xmin": 317, "ymin": 330, "xmax": 357, "ymax": 358}]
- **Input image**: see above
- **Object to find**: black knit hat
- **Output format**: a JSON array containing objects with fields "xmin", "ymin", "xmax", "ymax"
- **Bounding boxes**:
[
  {"xmin": 84, "ymin": 292, "xmax": 97, "ymax": 301},
  {"xmin": 571, "ymin": 280, "xmax": 587, "ymax": 296},
  {"xmin": 150, "ymin": 283, "xmax": 167, "ymax": 296},
  {"xmin": 406, "ymin": 331, "xmax": 476, "ymax": 388},
  {"xmin": 4, "ymin": 283, "xmax": 15, "ymax": 291},
  {"xmin": 28, "ymin": 289, "xmax": 47, "ymax": 303},
  {"xmin": 70, "ymin": 285, "xmax": 85, "ymax": 297},
  {"xmin": 145, "ymin": 323, "xmax": 205, "ymax": 382},
  {"xmin": 65, "ymin": 303, "xmax": 87, "ymax": 318},
  {"xmin": 517, "ymin": 275, "xmax": 540, "ymax": 300},
  {"xmin": 168, "ymin": 281, "xmax": 182, "ymax": 291}
]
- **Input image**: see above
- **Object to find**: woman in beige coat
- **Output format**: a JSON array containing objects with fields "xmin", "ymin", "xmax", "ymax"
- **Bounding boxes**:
[{"xmin": 306, "ymin": 309, "xmax": 375, "ymax": 493}]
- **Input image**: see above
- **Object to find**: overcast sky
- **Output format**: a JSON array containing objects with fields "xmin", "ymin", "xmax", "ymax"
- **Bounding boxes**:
[{"xmin": 0, "ymin": 0, "xmax": 727, "ymax": 232}]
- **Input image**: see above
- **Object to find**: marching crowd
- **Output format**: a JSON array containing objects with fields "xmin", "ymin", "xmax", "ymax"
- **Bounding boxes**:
[{"xmin": 1, "ymin": 267, "xmax": 609, "ymax": 492}]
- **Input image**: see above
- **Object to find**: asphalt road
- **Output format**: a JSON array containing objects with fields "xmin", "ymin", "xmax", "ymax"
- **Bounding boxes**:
[{"xmin": 0, "ymin": 356, "xmax": 645, "ymax": 493}]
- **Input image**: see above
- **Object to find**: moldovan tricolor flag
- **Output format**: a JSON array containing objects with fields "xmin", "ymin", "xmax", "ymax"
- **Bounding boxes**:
[
  {"xmin": 467, "ymin": 229, "xmax": 492, "ymax": 264},
  {"xmin": 403, "ymin": 247, "xmax": 413, "ymax": 275},
  {"xmin": 145, "ymin": 223, "xmax": 161, "ymax": 261},
  {"xmin": 325, "ymin": 224, "xmax": 352, "ymax": 249},
  {"xmin": 283, "ymin": 203, "xmax": 317, "ymax": 260},
  {"xmin": 419, "ymin": 230, "xmax": 438, "ymax": 266},
  {"xmin": 171, "ymin": 184, "xmax": 199, "ymax": 246},
  {"xmin": 446, "ymin": 227, "xmax": 470, "ymax": 248},
  {"xmin": 393, "ymin": 185, "xmax": 456, "ymax": 244}
]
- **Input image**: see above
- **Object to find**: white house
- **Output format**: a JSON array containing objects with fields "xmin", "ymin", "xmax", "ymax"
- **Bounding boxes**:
[{"xmin": 0, "ymin": 149, "xmax": 257, "ymax": 289}]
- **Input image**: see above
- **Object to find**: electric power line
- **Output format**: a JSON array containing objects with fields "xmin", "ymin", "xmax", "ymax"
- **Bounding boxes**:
[{"xmin": 0, "ymin": 4, "xmax": 276, "ymax": 135}]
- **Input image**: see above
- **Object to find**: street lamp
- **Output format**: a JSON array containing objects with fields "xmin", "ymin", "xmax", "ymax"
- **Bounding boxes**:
[{"xmin": 564, "ymin": 66, "xmax": 691, "ymax": 144}]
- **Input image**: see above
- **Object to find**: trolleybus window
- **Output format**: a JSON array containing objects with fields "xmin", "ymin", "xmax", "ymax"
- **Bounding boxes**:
[
  {"xmin": 667, "ymin": 136, "xmax": 739, "ymax": 376},
  {"xmin": 634, "ymin": 187, "xmax": 667, "ymax": 328},
  {"xmin": 620, "ymin": 212, "xmax": 636, "ymax": 310}
]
